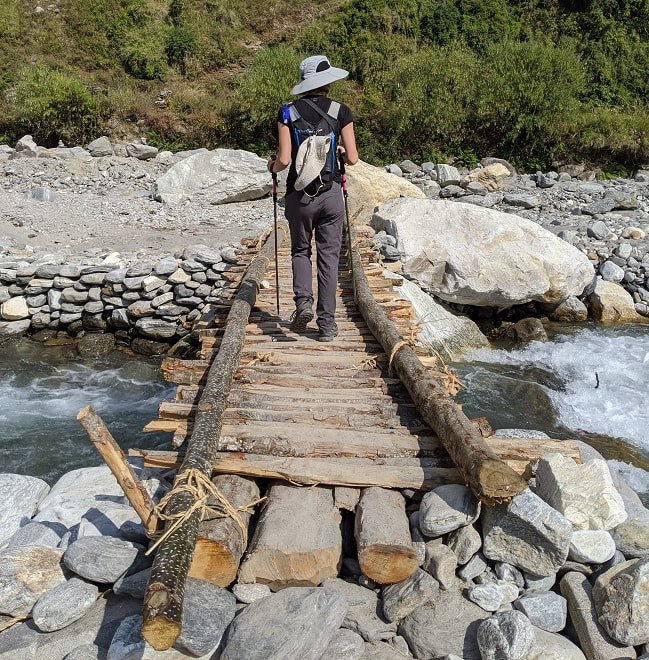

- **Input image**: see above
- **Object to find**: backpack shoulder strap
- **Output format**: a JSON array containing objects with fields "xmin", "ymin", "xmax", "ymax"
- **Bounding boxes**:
[{"xmin": 300, "ymin": 98, "xmax": 339, "ymax": 134}]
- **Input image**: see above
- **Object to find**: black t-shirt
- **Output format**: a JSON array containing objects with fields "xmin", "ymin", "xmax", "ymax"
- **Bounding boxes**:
[{"xmin": 277, "ymin": 95, "xmax": 353, "ymax": 193}]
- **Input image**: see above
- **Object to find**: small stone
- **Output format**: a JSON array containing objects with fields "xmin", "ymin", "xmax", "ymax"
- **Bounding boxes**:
[
  {"xmin": 32, "ymin": 577, "xmax": 99, "ymax": 632},
  {"xmin": 381, "ymin": 568, "xmax": 439, "ymax": 623},
  {"xmin": 568, "ymin": 529, "xmax": 616, "ymax": 563},
  {"xmin": 231, "ymin": 582, "xmax": 271, "ymax": 604},
  {"xmin": 418, "ymin": 484, "xmax": 480, "ymax": 537},
  {"xmin": 446, "ymin": 523, "xmax": 482, "ymax": 565},
  {"xmin": 424, "ymin": 542, "xmax": 458, "ymax": 589},
  {"xmin": 514, "ymin": 591, "xmax": 567, "ymax": 633},
  {"xmin": 477, "ymin": 610, "xmax": 535, "ymax": 660},
  {"xmin": 467, "ymin": 583, "xmax": 504, "ymax": 611}
]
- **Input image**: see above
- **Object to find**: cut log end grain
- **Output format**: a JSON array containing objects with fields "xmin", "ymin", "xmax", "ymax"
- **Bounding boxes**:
[
  {"xmin": 477, "ymin": 458, "xmax": 529, "ymax": 505},
  {"xmin": 141, "ymin": 617, "xmax": 181, "ymax": 652},
  {"xmin": 358, "ymin": 545, "xmax": 419, "ymax": 585},
  {"xmin": 188, "ymin": 541, "xmax": 239, "ymax": 588}
]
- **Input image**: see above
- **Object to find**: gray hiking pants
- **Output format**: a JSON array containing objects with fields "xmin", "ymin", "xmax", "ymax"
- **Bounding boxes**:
[{"xmin": 284, "ymin": 183, "xmax": 344, "ymax": 332}]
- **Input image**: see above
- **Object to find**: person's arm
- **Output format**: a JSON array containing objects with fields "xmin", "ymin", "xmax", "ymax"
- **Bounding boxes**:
[
  {"xmin": 267, "ymin": 123, "xmax": 292, "ymax": 173},
  {"xmin": 339, "ymin": 122, "xmax": 358, "ymax": 166}
]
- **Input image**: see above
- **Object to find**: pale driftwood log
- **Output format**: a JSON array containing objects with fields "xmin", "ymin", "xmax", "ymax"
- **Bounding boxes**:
[
  {"xmin": 237, "ymin": 482, "xmax": 342, "ymax": 590},
  {"xmin": 141, "ymin": 224, "xmax": 288, "ymax": 651},
  {"xmin": 77, "ymin": 405, "xmax": 160, "ymax": 536},
  {"xmin": 187, "ymin": 474, "xmax": 260, "ymax": 588},
  {"xmin": 355, "ymin": 487, "xmax": 418, "ymax": 584},
  {"xmin": 335, "ymin": 487, "xmax": 361, "ymax": 511},
  {"xmin": 349, "ymin": 226, "xmax": 527, "ymax": 504}
]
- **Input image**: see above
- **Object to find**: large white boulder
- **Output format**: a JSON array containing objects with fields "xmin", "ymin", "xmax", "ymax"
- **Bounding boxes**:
[
  {"xmin": 152, "ymin": 149, "xmax": 271, "ymax": 205},
  {"xmin": 371, "ymin": 198, "xmax": 595, "ymax": 306}
]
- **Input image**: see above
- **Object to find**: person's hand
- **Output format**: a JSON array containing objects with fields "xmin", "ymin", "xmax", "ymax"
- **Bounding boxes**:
[
  {"xmin": 337, "ymin": 146, "xmax": 346, "ymax": 161},
  {"xmin": 267, "ymin": 156, "xmax": 276, "ymax": 173}
]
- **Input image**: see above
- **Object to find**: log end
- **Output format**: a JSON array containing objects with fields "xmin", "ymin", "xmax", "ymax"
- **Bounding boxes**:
[
  {"xmin": 188, "ymin": 541, "xmax": 239, "ymax": 588},
  {"xmin": 358, "ymin": 545, "xmax": 419, "ymax": 585},
  {"xmin": 141, "ymin": 618, "xmax": 182, "ymax": 652},
  {"xmin": 477, "ymin": 458, "xmax": 528, "ymax": 505}
]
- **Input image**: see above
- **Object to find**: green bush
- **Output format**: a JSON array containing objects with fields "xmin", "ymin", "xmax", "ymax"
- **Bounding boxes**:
[
  {"xmin": 420, "ymin": 0, "xmax": 461, "ymax": 45},
  {"xmin": 474, "ymin": 39, "xmax": 587, "ymax": 159},
  {"xmin": 10, "ymin": 66, "xmax": 104, "ymax": 146}
]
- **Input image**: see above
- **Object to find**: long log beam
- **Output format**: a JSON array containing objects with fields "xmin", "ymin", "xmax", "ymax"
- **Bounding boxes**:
[
  {"xmin": 349, "ymin": 227, "xmax": 528, "ymax": 504},
  {"xmin": 141, "ymin": 224, "xmax": 289, "ymax": 651}
]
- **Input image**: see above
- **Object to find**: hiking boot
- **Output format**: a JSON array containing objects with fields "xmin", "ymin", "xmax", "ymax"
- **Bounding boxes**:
[
  {"xmin": 289, "ymin": 300, "xmax": 314, "ymax": 332},
  {"xmin": 317, "ymin": 323, "xmax": 339, "ymax": 342}
]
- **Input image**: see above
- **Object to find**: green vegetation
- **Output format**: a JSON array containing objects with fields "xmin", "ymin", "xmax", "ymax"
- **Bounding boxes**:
[{"xmin": 0, "ymin": 0, "xmax": 648, "ymax": 169}]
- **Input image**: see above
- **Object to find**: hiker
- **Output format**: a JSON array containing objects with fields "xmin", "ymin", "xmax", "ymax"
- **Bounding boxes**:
[{"xmin": 267, "ymin": 54, "xmax": 358, "ymax": 342}]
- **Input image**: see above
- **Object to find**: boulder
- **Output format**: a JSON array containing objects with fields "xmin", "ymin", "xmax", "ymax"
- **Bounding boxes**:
[
  {"xmin": 610, "ymin": 480, "xmax": 649, "ymax": 558},
  {"xmin": 418, "ymin": 484, "xmax": 481, "ymax": 537},
  {"xmin": 481, "ymin": 489, "xmax": 572, "ymax": 576},
  {"xmin": 535, "ymin": 454, "xmax": 627, "ymax": 530},
  {"xmin": 371, "ymin": 198, "xmax": 594, "ymax": 306},
  {"xmin": 0, "ymin": 547, "xmax": 67, "ymax": 616},
  {"xmin": 345, "ymin": 160, "xmax": 426, "ymax": 223},
  {"xmin": 63, "ymin": 537, "xmax": 145, "ymax": 584},
  {"xmin": 31, "ymin": 577, "xmax": 98, "ymax": 632},
  {"xmin": 1, "ymin": 296, "xmax": 29, "ymax": 320},
  {"xmin": 152, "ymin": 149, "xmax": 271, "ymax": 205},
  {"xmin": 460, "ymin": 163, "xmax": 511, "ymax": 191},
  {"xmin": 588, "ymin": 279, "xmax": 647, "ymax": 323},
  {"xmin": 0, "ymin": 474, "xmax": 50, "ymax": 547},
  {"xmin": 593, "ymin": 558, "xmax": 649, "ymax": 646},
  {"xmin": 219, "ymin": 587, "xmax": 347, "ymax": 660}
]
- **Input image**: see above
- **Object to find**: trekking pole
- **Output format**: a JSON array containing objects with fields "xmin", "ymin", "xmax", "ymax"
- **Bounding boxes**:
[
  {"xmin": 270, "ymin": 155, "xmax": 281, "ymax": 316},
  {"xmin": 338, "ymin": 152, "xmax": 356, "ymax": 302}
]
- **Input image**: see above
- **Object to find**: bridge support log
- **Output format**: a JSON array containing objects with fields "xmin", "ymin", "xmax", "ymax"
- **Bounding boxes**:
[
  {"xmin": 355, "ymin": 487, "xmax": 418, "ymax": 584},
  {"xmin": 141, "ymin": 224, "xmax": 289, "ymax": 651},
  {"xmin": 348, "ymin": 228, "xmax": 528, "ymax": 505},
  {"xmin": 237, "ymin": 482, "xmax": 342, "ymax": 590},
  {"xmin": 188, "ymin": 474, "xmax": 260, "ymax": 588}
]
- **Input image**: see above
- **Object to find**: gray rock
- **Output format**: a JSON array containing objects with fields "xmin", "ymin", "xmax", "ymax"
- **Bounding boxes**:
[
  {"xmin": 560, "ymin": 571, "xmax": 637, "ymax": 660},
  {"xmin": 62, "ymin": 643, "xmax": 107, "ymax": 659},
  {"xmin": 424, "ymin": 542, "xmax": 458, "ymax": 589},
  {"xmin": 382, "ymin": 568, "xmax": 439, "ymax": 623},
  {"xmin": 599, "ymin": 260, "xmax": 625, "ymax": 282},
  {"xmin": 106, "ymin": 614, "xmax": 143, "ymax": 659},
  {"xmin": 593, "ymin": 558, "xmax": 649, "ymax": 646},
  {"xmin": 135, "ymin": 317, "xmax": 178, "ymax": 338},
  {"xmin": 26, "ymin": 187, "xmax": 57, "ymax": 202},
  {"xmin": 77, "ymin": 334, "xmax": 115, "ymax": 357},
  {"xmin": 32, "ymin": 577, "xmax": 98, "ymax": 632},
  {"xmin": 514, "ymin": 591, "xmax": 567, "ymax": 632},
  {"xmin": 527, "ymin": 626, "xmax": 586, "ymax": 660},
  {"xmin": 322, "ymin": 628, "xmax": 365, "ymax": 660},
  {"xmin": 322, "ymin": 578, "xmax": 396, "ymax": 642},
  {"xmin": 535, "ymin": 454, "xmax": 627, "ymax": 530},
  {"xmin": 87, "ymin": 137, "xmax": 113, "ymax": 157},
  {"xmin": 447, "ymin": 523, "xmax": 482, "ymax": 564},
  {"xmin": 231, "ymin": 582, "xmax": 271, "ymax": 604},
  {"xmin": 583, "ymin": 197, "xmax": 616, "ymax": 215},
  {"xmin": 63, "ymin": 536, "xmax": 144, "ymax": 584},
  {"xmin": 125, "ymin": 142, "xmax": 158, "ymax": 160},
  {"xmin": 153, "ymin": 257, "xmax": 179, "ymax": 276},
  {"xmin": 0, "ymin": 593, "xmax": 140, "ymax": 659},
  {"xmin": 523, "ymin": 572, "xmax": 556, "ymax": 592},
  {"xmin": 436, "ymin": 164, "xmax": 461, "ymax": 187},
  {"xmin": 568, "ymin": 529, "xmax": 616, "ymax": 563},
  {"xmin": 502, "ymin": 193, "xmax": 540, "ymax": 208},
  {"xmin": 398, "ymin": 585, "xmax": 488, "ymax": 659},
  {"xmin": 113, "ymin": 568, "xmax": 149, "ymax": 600},
  {"xmin": 0, "ymin": 546, "xmax": 67, "ymax": 616},
  {"xmin": 476, "ymin": 610, "xmax": 535, "ymax": 660},
  {"xmin": 467, "ymin": 583, "xmax": 504, "ymax": 612},
  {"xmin": 458, "ymin": 552, "xmax": 488, "ymax": 581},
  {"xmin": 6, "ymin": 521, "xmax": 67, "ymax": 549},
  {"xmin": 0, "ymin": 319, "xmax": 31, "ymax": 340},
  {"xmin": 439, "ymin": 184, "xmax": 465, "ymax": 198},
  {"xmin": 610, "ymin": 480, "xmax": 649, "ymax": 558},
  {"xmin": 386, "ymin": 164, "xmax": 403, "ymax": 177},
  {"xmin": 419, "ymin": 484, "xmax": 480, "ymax": 537},
  {"xmin": 0, "ymin": 474, "xmax": 50, "ymax": 547},
  {"xmin": 587, "ymin": 220, "xmax": 612, "ymax": 239},
  {"xmin": 174, "ymin": 577, "xmax": 236, "ymax": 657},
  {"xmin": 495, "ymin": 563, "xmax": 524, "ymax": 588},
  {"xmin": 220, "ymin": 587, "xmax": 347, "ymax": 660},
  {"xmin": 482, "ymin": 489, "xmax": 572, "ymax": 576}
]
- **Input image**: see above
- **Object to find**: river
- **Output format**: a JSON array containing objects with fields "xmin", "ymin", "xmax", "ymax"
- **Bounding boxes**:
[{"xmin": 2, "ymin": 326, "xmax": 649, "ymax": 501}]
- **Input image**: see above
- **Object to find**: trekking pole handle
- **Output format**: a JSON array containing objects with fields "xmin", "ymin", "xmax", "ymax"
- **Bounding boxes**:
[
  {"xmin": 269, "ymin": 153, "xmax": 278, "ymax": 193},
  {"xmin": 338, "ymin": 151, "xmax": 348, "ymax": 195}
]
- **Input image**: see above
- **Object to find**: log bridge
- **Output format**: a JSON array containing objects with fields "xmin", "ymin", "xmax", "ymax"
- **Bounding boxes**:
[{"xmin": 79, "ymin": 220, "xmax": 582, "ymax": 650}]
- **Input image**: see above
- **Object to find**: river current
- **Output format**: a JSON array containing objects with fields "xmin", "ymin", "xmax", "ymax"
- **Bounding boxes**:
[{"xmin": 1, "ymin": 326, "xmax": 648, "ymax": 499}]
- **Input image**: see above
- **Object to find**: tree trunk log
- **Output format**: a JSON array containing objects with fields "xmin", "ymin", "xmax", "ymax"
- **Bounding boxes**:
[
  {"xmin": 355, "ymin": 487, "xmax": 418, "ymax": 584},
  {"xmin": 187, "ymin": 474, "xmax": 260, "ymax": 588},
  {"xmin": 237, "ymin": 482, "xmax": 342, "ymax": 590},
  {"xmin": 77, "ymin": 405, "xmax": 160, "ymax": 536},
  {"xmin": 141, "ymin": 224, "xmax": 288, "ymax": 651},
  {"xmin": 349, "ymin": 226, "xmax": 528, "ymax": 505}
]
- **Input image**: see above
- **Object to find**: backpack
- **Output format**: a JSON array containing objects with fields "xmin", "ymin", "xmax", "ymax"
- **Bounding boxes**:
[{"xmin": 284, "ymin": 98, "xmax": 341, "ymax": 197}]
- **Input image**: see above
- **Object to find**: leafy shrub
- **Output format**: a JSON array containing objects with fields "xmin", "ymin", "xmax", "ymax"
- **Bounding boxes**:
[
  {"xmin": 474, "ymin": 39, "xmax": 587, "ymax": 158},
  {"xmin": 420, "ymin": 0, "xmax": 461, "ymax": 45},
  {"xmin": 10, "ymin": 65, "xmax": 104, "ymax": 146},
  {"xmin": 120, "ymin": 30, "xmax": 167, "ymax": 80}
]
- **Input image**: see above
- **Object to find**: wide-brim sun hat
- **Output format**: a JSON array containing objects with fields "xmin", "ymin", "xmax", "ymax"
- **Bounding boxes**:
[{"xmin": 290, "ymin": 55, "xmax": 349, "ymax": 95}]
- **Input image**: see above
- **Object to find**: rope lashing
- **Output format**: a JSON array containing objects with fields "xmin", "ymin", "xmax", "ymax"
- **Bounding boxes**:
[
  {"xmin": 388, "ymin": 327, "xmax": 418, "ymax": 376},
  {"xmin": 146, "ymin": 468, "xmax": 266, "ymax": 556},
  {"xmin": 355, "ymin": 355, "xmax": 378, "ymax": 370}
]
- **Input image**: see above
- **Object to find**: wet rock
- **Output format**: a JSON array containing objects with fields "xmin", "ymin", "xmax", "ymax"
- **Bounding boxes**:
[{"xmin": 76, "ymin": 333, "xmax": 115, "ymax": 357}]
